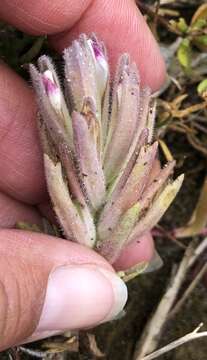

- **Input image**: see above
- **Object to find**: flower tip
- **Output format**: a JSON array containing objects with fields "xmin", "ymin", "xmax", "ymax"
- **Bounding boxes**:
[
  {"xmin": 42, "ymin": 70, "xmax": 62, "ymax": 111},
  {"xmin": 87, "ymin": 37, "xmax": 109, "ymax": 96},
  {"xmin": 90, "ymin": 39, "xmax": 102, "ymax": 59},
  {"xmin": 42, "ymin": 70, "xmax": 56, "ymax": 94},
  {"xmin": 87, "ymin": 36, "xmax": 105, "ymax": 60}
]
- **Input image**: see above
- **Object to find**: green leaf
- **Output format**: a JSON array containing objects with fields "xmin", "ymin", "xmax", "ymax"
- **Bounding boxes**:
[
  {"xmin": 177, "ymin": 18, "xmax": 188, "ymax": 33},
  {"xmin": 175, "ymin": 177, "xmax": 207, "ymax": 238},
  {"xmin": 177, "ymin": 39, "xmax": 191, "ymax": 70},
  {"xmin": 191, "ymin": 4, "xmax": 207, "ymax": 25},
  {"xmin": 191, "ymin": 18, "xmax": 207, "ymax": 30},
  {"xmin": 197, "ymin": 79, "xmax": 207, "ymax": 96},
  {"xmin": 195, "ymin": 35, "xmax": 207, "ymax": 50}
]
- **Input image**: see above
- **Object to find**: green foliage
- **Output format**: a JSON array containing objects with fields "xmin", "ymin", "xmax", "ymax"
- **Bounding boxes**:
[
  {"xmin": 177, "ymin": 38, "xmax": 192, "ymax": 70},
  {"xmin": 197, "ymin": 78, "xmax": 207, "ymax": 96},
  {"xmin": 0, "ymin": 23, "xmax": 47, "ymax": 76}
]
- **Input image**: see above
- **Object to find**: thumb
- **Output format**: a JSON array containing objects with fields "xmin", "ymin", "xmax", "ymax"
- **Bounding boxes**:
[{"xmin": 0, "ymin": 229, "xmax": 127, "ymax": 350}]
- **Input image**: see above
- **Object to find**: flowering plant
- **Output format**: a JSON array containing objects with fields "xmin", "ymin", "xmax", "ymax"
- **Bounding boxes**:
[{"xmin": 30, "ymin": 34, "xmax": 183, "ymax": 265}]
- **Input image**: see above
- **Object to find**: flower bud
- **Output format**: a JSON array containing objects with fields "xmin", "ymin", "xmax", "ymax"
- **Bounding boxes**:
[
  {"xmin": 42, "ymin": 70, "xmax": 62, "ymax": 112},
  {"xmin": 64, "ymin": 34, "xmax": 108, "ymax": 118},
  {"xmin": 87, "ymin": 36, "xmax": 109, "ymax": 99}
]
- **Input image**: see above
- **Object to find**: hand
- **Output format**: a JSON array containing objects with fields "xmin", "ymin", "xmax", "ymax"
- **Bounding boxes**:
[{"xmin": 0, "ymin": 0, "xmax": 165, "ymax": 350}]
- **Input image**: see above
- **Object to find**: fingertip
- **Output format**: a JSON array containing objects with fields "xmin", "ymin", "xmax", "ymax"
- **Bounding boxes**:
[
  {"xmin": 0, "ymin": 62, "xmax": 46, "ymax": 203},
  {"xmin": 113, "ymin": 232, "xmax": 154, "ymax": 271},
  {"xmin": 0, "ymin": 229, "xmax": 127, "ymax": 349},
  {"xmin": 0, "ymin": 192, "xmax": 43, "ymax": 228},
  {"xmin": 22, "ymin": 265, "xmax": 128, "ymax": 344},
  {"xmin": 50, "ymin": 0, "xmax": 166, "ymax": 91},
  {"xmin": 0, "ymin": 0, "xmax": 92, "ymax": 35},
  {"xmin": 33, "ymin": 265, "xmax": 127, "ymax": 335},
  {"xmin": 0, "ymin": 1, "xmax": 166, "ymax": 90}
]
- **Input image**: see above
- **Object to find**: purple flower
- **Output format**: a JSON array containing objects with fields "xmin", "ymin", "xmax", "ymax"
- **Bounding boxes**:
[{"xmin": 42, "ymin": 70, "xmax": 62, "ymax": 112}]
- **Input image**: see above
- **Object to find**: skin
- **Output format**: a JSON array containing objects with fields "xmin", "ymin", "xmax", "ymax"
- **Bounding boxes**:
[{"xmin": 0, "ymin": 0, "xmax": 166, "ymax": 350}]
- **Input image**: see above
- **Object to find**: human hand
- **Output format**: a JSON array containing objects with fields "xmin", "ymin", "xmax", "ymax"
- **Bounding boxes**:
[{"xmin": 0, "ymin": 0, "xmax": 165, "ymax": 350}]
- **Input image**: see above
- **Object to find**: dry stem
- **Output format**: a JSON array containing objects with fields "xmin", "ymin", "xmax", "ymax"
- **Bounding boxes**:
[
  {"xmin": 141, "ymin": 323, "xmax": 207, "ymax": 360},
  {"xmin": 169, "ymin": 262, "xmax": 207, "ymax": 318},
  {"xmin": 133, "ymin": 237, "xmax": 207, "ymax": 360}
]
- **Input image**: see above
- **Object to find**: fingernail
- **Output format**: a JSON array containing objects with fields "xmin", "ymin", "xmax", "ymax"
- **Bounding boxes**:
[
  {"xmin": 96, "ymin": 268, "xmax": 128, "ymax": 323},
  {"xmin": 26, "ymin": 265, "xmax": 127, "ymax": 342}
]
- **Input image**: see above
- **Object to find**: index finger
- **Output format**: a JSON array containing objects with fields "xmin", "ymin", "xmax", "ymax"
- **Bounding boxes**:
[{"xmin": 0, "ymin": 0, "xmax": 166, "ymax": 90}]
